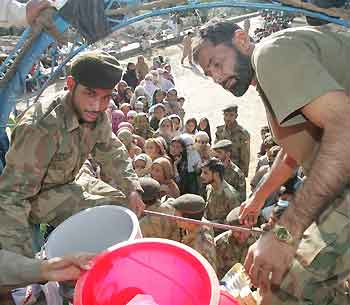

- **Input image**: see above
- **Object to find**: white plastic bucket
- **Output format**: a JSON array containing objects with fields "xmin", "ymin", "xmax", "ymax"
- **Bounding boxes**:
[{"xmin": 44, "ymin": 205, "xmax": 141, "ymax": 258}]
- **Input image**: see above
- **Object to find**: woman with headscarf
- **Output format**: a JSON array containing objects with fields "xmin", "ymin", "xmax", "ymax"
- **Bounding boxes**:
[
  {"xmin": 117, "ymin": 128, "xmax": 142, "ymax": 159},
  {"xmin": 124, "ymin": 87, "xmax": 134, "ymax": 104},
  {"xmin": 133, "ymin": 153, "xmax": 152, "ymax": 177},
  {"xmin": 133, "ymin": 113, "xmax": 155, "ymax": 140},
  {"xmin": 198, "ymin": 117, "xmax": 212, "ymax": 144},
  {"xmin": 112, "ymin": 80, "xmax": 128, "ymax": 106},
  {"xmin": 127, "ymin": 110, "xmax": 137, "ymax": 125},
  {"xmin": 122, "ymin": 62, "xmax": 139, "ymax": 89},
  {"xmin": 151, "ymin": 157, "xmax": 180, "ymax": 198},
  {"xmin": 194, "ymin": 131, "xmax": 212, "ymax": 163},
  {"xmin": 118, "ymin": 121, "xmax": 134, "ymax": 133},
  {"xmin": 152, "ymin": 88, "xmax": 165, "ymax": 106},
  {"xmin": 149, "ymin": 103, "xmax": 166, "ymax": 131},
  {"xmin": 120, "ymin": 103, "xmax": 131, "ymax": 117},
  {"xmin": 169, "ymin": 114, "xmax": 182, "ymax": 136},
  {"xmin": 154, "ymin": 117, "xmax": 174, "ymax": 146},
  {"xmin": 142, "ymin": 73, "xmax": 158, "ymax": 100},
  {"xmin": 144, "ymin": 138, "xmax": 166, "ymax": 161},
  {"xmin": 111, "ymin": 110, "xmax": 126, "ymax": 135},
  {"xmin": 131, "ymin": 85, "xmax": 150, "ymax": 110},
  {"xmin": 135, "ymin": 55, "xmax": 149, "ymax": 81}
]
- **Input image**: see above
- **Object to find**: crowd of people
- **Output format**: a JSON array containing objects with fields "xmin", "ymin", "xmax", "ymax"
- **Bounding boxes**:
[{"xmin": 84, "ymin": 51, "xmax": 304, "ymax": 280}]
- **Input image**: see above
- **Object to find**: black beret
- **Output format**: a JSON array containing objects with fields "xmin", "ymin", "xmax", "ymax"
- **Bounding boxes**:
[
  {"xmin": 139, "ymin": 177, "xmax": 160, "ymax": 202},
  {"xmin": 226, "ymin": 207, "xmax": 241, "ymax": 226},
  {"xmin": 71, "ymin": 51, "xmax": 122, "ymax": 89},
  {"xmin": 223, "ymin": 104, "xmax": 238, "ymax": 113},
  {"xmin": 171, "ymin": 194, "xmax": 206, "ymax": 214},
  {"xmin": 212, "ymin": 139, "xmax": 232, "ymax": 150}
]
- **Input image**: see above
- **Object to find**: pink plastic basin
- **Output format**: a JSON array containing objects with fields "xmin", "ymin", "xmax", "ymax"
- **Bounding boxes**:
[
  {"xmin": 219, "ymin": 290, "xmax": 241, "ymax": 305},
  {"xmin": 74, "ymin": 238, "xmax": 220, "ymax": 305}
]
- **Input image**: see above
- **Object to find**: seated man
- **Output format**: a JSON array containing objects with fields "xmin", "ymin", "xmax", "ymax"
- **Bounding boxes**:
[
  {"xmin": 170, "ymin": 194, "xmax": 217, "ymax": 272},
  {"xmin": 215, "ymin": 207, "xmax": 256, "ymax": 279},
  {"xmin": 139, "ymin": 177, "xmax": 180, "ymax": 241},
  {"xmin": 212, "ymin": 139, "xmax": 246, "ymax": 202},
  {"xmin": 201, "ymin": 158, "xmax": 240, "ymax": 227}
]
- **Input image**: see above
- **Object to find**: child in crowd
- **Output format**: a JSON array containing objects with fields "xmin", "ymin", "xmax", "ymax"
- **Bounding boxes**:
[
  {"xmin": 117, "ymin": 128, "xmax": 142, "ymax": 158},
  {"xmin": 133, "ymin": 113, "xmax": 155, "ymax": 140},
  {"xmin": 194, "ymin": 131, "xmax": 212, "ymax": 163},
  {"xmin": 198, "ymin": 117, "xmax": 212, "ymax": 144},
  {"xmin": 149, "ymin": 103, "xmax": 166, "ymax": 131},
  {"xmin": 152, "ymin": 88, "xmax": 165, "ymax": 106},
  {"xmin": 184, "ymin": 117, "xmax": 198, "ymax": 135},
  {"xmin": 142, "ymin": 73, "xmax": 157, "ymax": 101},
  {"xmin": 120, "ymin": 103, "xmax": 131, "ymax": 117},
  {"xmin": 126, "ymin": 110, "xmax": 137, "ymax": 125},
  {"xmin": 110, "ymin": 110, "xmax": 125, "ymax": 135},
  {"xmin": 112, "ymin": 80, "xmax": 128, "ymax": 106},
  {"xmin": 151, "ymin": 157, "xmax": 180, "ymax": 198},
  {"xmin": 133, "ymin": 153, "xmax": 153, "ymax": 177},
  {"xmin": 124, "ymin": 87, "xmax": 134, "ymax": 103},
  {"xmin": 169, "ymin": 114, "xmax": 182, "ymax": 136},
  {"xmin": 144, "ymin": 138, "xmax": 166, "ymax": 160},
  {"xmin": 135, "ymin": 100, "xmax": 144, "ymax": 113}
]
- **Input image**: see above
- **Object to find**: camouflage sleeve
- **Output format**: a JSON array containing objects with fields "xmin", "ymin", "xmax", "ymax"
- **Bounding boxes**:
[
  {"xmin": 238, "ymin": 172, "xmax": 247, "ymax": 202},
  {"xmin": 0, "ymin": 123, "xmax": 57, "ymax": 257},
  {"xmin": 195, "ymin": 227, "xmax": 217, "ymax": 273},
  {"xmin": 0, "ymin": 250, "xmax": 43, "ymax": 288},
  {"xmin": 224, "ymin": 188, "xmax": 241, "ymax": 215},
  {"xmin": 240, "ymin": 130, "xmax": 250, "ymax": 177},
  {"xmin": 92, "ymin": 122, "xmax": 141, "ymax": 196}
]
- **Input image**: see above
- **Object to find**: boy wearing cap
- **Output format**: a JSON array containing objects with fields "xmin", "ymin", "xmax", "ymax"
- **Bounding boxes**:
[
  {"xmin": 212, "ymin": 139, "xmax": 246, "ymax": 202},
  {"xmin": 215, "ymin": 104, "xmax": 250, "ymax": 177},
  {"xmin": 0, "ymin": 51, "xmax": 145, "ymax": 287},
  {"xmin": 139, "ymin": 177, "xmax": 180, "ymax": 241},
  {"xmin": 215, "ymin": 207, "xmax": 256, "ymax": 279},
  {"xmin": 170, "ymin": 194, "xmax": 217, "ymax": 272}
]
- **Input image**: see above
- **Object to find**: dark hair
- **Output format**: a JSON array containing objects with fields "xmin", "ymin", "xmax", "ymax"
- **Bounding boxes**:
[
  {"xmin": 127, "ymin": 62, "xmax": 135, "ymax": 70},
  {"xmin": 201, "ymin": 157, "xmax": 225, "ymax": 180},
  {"xmin": 185, "ymin": 118, "xmax": 198, "ymax": 134},
  {"xmin": 183, "ymin": 211, "xmax": 205, "ymax": 221},
  {"xmin": 193, "ymin": 19, "xmax": 242, "ymax": 62},
  {"xmin": 152, "ymin": 88, "xmax": 164, "ymax": 106},
  {"xmin": 198, "ymin": 117, "xmax": 212, "ymax": 144}
]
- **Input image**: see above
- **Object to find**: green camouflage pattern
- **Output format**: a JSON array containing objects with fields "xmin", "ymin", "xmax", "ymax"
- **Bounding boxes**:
[
  {"xmin": 215, "ymin": 124, "xmax": 250, "ymax": 177},
  {"xmin": 0, "ymin": 92, "xmax": 140, "ymax": 257},
  {"xmin": 205, "ymin": 180, "xmax": 241, "ymax": 224},
  {"xmin": 224, "ymin": 160, "xmax": 246, "ymax": 202},
  {"xmin": 139, "ymin": 198, "xmax": 181, "ymax": 241},
  {"xmin": 269, "ymin": 189, "xmax": 350, "ymax": 305},
  {"xmin": 215, "ymin": 231, "xmax": 255, "ymax": 280},
  {"xmin": 180, "ymin": 219, "xmax": 217, "ymax": 273}
]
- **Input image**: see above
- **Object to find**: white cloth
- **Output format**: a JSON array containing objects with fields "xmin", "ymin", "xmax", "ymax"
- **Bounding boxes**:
[
  {"xmin": 0, "ymin": 0, "xmax": 27, "ymax": 27},
  {"xmin": 159, "ymin": 77, "xmax": 173, "ymax": 92},
  {"xmin": 143, "ymin": 80, "xmax": 158, "ymax": 102}
]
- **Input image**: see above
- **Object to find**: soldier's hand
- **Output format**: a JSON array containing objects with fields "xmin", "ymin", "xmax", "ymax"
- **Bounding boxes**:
[
  {"xmin": 26, "ymin": 0, "xmax": 53, "ymax": 25},
  {"xmin": 239, "ymin": 195, "xmax": 265, "ymax": 226},
  {"xmin": 128, "ymin": 191, "xmax": 145, "ymax": 218},
  {"xmin": 40, "ymin": 253, "xmax": 95, "ymax": 282}
]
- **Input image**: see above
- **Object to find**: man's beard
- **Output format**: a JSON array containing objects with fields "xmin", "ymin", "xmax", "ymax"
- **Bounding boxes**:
[{"xmin": 230, "ymin": 47, "xmax": 254, "ymax": 97}]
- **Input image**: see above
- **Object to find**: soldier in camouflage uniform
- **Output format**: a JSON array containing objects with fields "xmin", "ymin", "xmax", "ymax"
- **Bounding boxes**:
[
  {"xmin": 138, "ymin": 177, "xmax": 180, "ymax": 241},
  {"xmin": 201, "ymin": 158, "xmax": 240, "ymax": 228},
  {"xmin": 215, "ymin": 207, "xmax": 256, "ymax": 279},
  {"xmin": 0, "ymin": 51, "xmax": 145, "ymax": 287},
  {"xmin": 212, "ymin": 139, "xmax": 246, "ymax": 202},
  {"xmin": 170, "ymin": 194, "xmax": 217, "ymax": 273},
  {"xmin": 215, "ymin": 105, "xmax": 250, "ymax": 177}
]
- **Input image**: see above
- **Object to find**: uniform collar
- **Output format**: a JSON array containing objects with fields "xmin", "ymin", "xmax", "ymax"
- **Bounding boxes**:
[{"xmin": 61, "ymin": 92, "xmax": 80, "ymax": 132}]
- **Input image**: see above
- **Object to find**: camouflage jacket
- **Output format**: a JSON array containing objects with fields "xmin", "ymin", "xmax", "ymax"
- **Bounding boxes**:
[
  {"xmin": 139, "ymin": 198, "xmax": 181, "ymax": 241},
  {"xmin": 224, "ymin": 160, "xmax": 246, "ymax": 202},
  {"xmin": 181, "ymin": 220, "xmax": 217, "ymax": 273},
  {"xmin": 215, "ymin": 231, "xmax": 256, "ymax": 279},
  {"xmin": 215, "ymin": 123, "xmax": 250, "ymax": 177},
  {"xmin": 0, "ymin": 91, "xmax": 140, "ymax": 257},
  {"xmin": 205, "ymin": 180, "xmax": 241, "ymax": 224}
]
